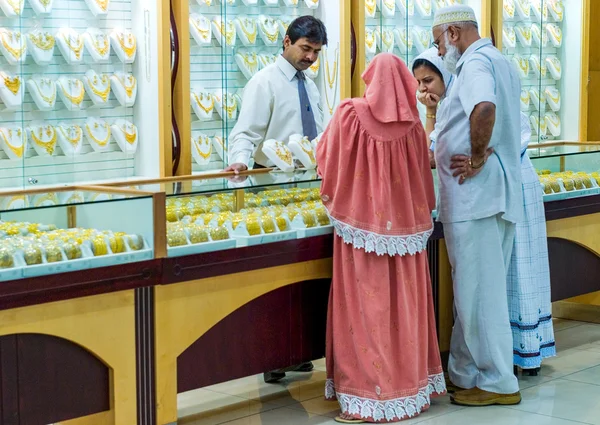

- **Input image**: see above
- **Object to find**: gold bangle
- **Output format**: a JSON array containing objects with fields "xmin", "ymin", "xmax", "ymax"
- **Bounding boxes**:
[
  {"xmin": 470, "ymin": 157, "xmax": 486, "ymax": 170},
  {"xmin": 426, "ymin": 114, "xmax": 436, "ymax": 119}
]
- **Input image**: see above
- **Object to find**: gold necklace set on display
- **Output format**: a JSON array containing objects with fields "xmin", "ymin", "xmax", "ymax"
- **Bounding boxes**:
[
  {"xmin": 2, "ymin": 74, "xmax": 20, "ymax": 95},
  {"xmin": 119, "ymin": 124, "xmax": 137, "ymax": 145},
  {"xmin": 92, "ymin": 33, "xmax": 109, "ymax": 56},
  {"xmin": 86, "ymin": 122, "xmax": 111, "ymax": 146},
  {"xmin": 61, "ymin": 80, "xmax": 85, "ymax": 105},
  {"xmin": 274, "ymin": 142, "xmax": 292, "ymax": 166},
  {"xmin": 323, "ymin": 46, "xmax": 339, "ymax": 116},
  {"xmin": 5, "ymin": 0, "xmax": 23, "ymax": 15},
  {"xmin": 194, "ymin": 93, "xmax": 214, "ymax": 114},
  {"xmin": 365, "ymin": 0, "xmax": 375, "ymax": 15},
  {"xmin": 238, "ymin": 18, "xmax": 257, "ymax": 44},
  {"xmin": 192, "ymin": 18, "xmax": 211, "ymax": 39},
  {"xmin": 62, "ymin": 33, "xmax": 83, "ymax": 60},
  {"xmin": 31, "ymin": 126, "xmax": 57, "ymax": 155},
  {"xmin": 259, "ymin": 19, "xmax": 278, "ymax": 43},
  {"xmin": 29, "ymin": 32, "xmax": 55, "ymax": 50},
  {"xmin": 86, "ymin": 75, "xmax": 110, "ymax": 102},
  {"xmin": 58, "ymin": 125, "xmax": 83, "ymax": 147},
  {"xmin": 33, "ymin": 79, "xmax": 56, "ymax": 104},
  {"xmin": 0, "ymin": 30, "xmax": 25, "ymax": 61},
  {"xmin": 194, "ymin": 136, "xmax": 212, "ymax": 160},
  {"xmin": 117, "ymin": 74, "xmax": 136, "ymax": 98},
  {"xmin": 116, "ymin": 32, "xmax": 136, "ymax": 58},
  {"xmin": 0, "ymin": 128, "xmax": 23, "ymax": 158},
  {"xmin": 215, "ymin": 19, "xmax": 235, "ymax": 46}
]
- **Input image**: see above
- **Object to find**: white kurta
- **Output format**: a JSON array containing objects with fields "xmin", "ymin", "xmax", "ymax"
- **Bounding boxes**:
[
  {"xmin": 507, "ymin": 113, "xmax": 556, "ymax": 369},
  {"xmin": 437, "ymin": 38, "xmax": 522, "ymax": 395}
]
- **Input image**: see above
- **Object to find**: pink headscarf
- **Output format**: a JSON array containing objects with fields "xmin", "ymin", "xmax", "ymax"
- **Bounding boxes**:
[{"xmin": 362, "ymin": 53, "xmax": 419, "ymax": 124}]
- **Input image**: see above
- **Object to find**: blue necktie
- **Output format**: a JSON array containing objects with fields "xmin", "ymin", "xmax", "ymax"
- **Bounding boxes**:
[{"xmin": 296, "ymin": 71, "xmax": 318, "ymax": 140}]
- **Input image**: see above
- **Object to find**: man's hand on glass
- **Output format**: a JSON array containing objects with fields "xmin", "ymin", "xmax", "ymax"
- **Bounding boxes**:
[{"xmin": 222, "ymin": 162, "xmax": 248, "ymax": 183}]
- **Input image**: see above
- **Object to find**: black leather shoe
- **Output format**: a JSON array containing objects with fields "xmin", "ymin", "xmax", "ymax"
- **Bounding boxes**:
[
  {"xmin": 293, "ymin": 362, "xmax": 314, "ymax": 372},
  {"xmin": 263, "ymin": 371, "xmax": 286, "ymax": 383}
]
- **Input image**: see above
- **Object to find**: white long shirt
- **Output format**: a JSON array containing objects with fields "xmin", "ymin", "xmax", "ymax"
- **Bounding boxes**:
[
  {"xmin": 228, "ymin": 55, "xmax": 324, "ymax": 167},
  {"xmin": 434, "ymin": 38, "xmax": 523, "ymax": 224}
]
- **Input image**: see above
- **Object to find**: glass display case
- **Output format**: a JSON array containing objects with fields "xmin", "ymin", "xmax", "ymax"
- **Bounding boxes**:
[
  {"xmin": 128, "ymin": 169, "xmax": 330, "ymax": 257},
  {"xmin": 0, "ymin": 185, "xmax": 158, "ymax": 281},
  {"xmin": 173, "ymin": 0, "xmax": 346, "ymax": 175},
  {"xmin": 0, "ymin": 0, "xmax": 169, "ymax": 190},
  {"xmin": 352, "ymin": 0, "xmax": 488, "ymax": 96},
  {"xmin": 529, "ymin": 142, "xmax": 600, "ymax": 200},
  {"xmin": 493, "ymin": 0, "xmax": 585, "ymax": 143}
]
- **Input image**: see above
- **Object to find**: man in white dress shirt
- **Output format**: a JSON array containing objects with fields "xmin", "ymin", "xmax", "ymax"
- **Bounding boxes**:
[
  {"xmin": 431, "ymin": 6, "xmax": 523, "ymax": 406},
  {"xmin": 225, "ymin": 16, "xmax": 327, "ymax": 383},
  {"xmin": 225, "ymin": 15, "xmax": 326, "ymax": 172}
]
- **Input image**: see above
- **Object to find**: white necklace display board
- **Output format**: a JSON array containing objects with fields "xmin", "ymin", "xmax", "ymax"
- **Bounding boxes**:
[
  {"xmin": 188, "ymin": 0, "xmax": 338, "ymax": 175},
  {"xmin": 0, "ymin": 0, "xmax": 156, "ymax": 189},
  {"xmin": 499, "ymin": 0, "xmax": 574, "ymax": 142}
]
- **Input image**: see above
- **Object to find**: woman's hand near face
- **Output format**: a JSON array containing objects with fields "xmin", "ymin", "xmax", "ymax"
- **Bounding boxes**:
[{"xmin": 417, "ymin": 92, "xmax": 441, "ymax": 108}]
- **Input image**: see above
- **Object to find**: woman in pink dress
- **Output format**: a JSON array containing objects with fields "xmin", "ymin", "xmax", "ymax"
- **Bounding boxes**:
[{"xmin": 316, "ymin": 53, "xmax": 445, "ymax": 424}]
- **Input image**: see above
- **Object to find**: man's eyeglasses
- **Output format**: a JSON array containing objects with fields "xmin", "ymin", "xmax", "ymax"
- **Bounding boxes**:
[{"xmin": 432, "ymin": 29, "xmax": 450, "ymax": 49}]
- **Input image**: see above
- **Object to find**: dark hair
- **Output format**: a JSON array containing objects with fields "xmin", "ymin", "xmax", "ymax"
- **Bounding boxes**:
[
  {"xmin": 286, "ymin": 16, "xmax": 328, "ymax": 46},
  {"xmin": 412, "ymin": 58, "xmax": 443, "ymax": 80}
]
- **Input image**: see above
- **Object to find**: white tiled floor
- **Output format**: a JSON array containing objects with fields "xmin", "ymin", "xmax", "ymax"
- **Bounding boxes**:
[{"xmin": 178, "ymin": 319, "xmax": 600, "ymax": 425}]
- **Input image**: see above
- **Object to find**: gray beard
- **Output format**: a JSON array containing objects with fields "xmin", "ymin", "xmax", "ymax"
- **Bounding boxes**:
[{"xmin": 443, "ymin": 43, "xmax": 461, "ymax": 74}]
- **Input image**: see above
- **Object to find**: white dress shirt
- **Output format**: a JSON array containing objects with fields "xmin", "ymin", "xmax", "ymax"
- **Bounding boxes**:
[
  {"xmin": 228, "ymin": 55, "xmax": 324, "ymax": 167},
  {"xmin": 434, "ymin": 38, "xmax": 523, "ymax": 224}
]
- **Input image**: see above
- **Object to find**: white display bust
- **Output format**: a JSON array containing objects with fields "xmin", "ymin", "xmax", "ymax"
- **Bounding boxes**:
[
  {"xmin": 278, "ymin": 17, "xmax": 292, "ymax": 38},
  {"xmin": 57, "ymin": 77, "xmax": 85, "ymax": 110},
  {"xmin": 110, "ymin": 71, "xmax": 137, "ymax": 107},
  {"xmin": 83, "ymin": 70, "xmax": 111, "ymax": 107},
  {"xmin": 234, "ymin": 17, "xmax": 257, "ymax": 47},
  {"xmin": 412, "ymin": 26, "xmax": 430, "ymax": 54},
  {"xmin": 377, "ymin": 0, "xmax": 396, "ymax": 17},
  {"xmin": 27, "ymin": 121, "xmax": 57, "ymax": 156},
  {"xmin": 0, "ymin": 72, "xmax": 23, "ymax": 111},
  {"xmin": 0, "ymin": 126, "xmax": 26, "ymax": 160},
  {"xmin": 394, "ymin": 27, "xmax": 413, "ymax": 55},
  {"xmin": 191, "ymin": 133, "xmax": 212, "ymax": 166},
  {"xmin": 84, "ymin": 0, "xmax": 109, "ymax": 16},
  {"xmin": 189, "ymin": 13, "xmax": 212, "ymax": 46},
  {"xmin": 288, "ymin": 134, "xmax": 316, "ymax": 169},
  {"xmin": 257, "ymin": 15, "xmax": 279, "ymax": 46},
  {"xmin": 304, "ymin": 0, "xmax": 319, "ymax": 9},
  {"xmin": 83, "ymin": 28, "xmax": 111, "ymax": 62},
  {"xmin": 84, "ymin": 117, "xmax": 112, "ymax": 152},
  {"xmin": 415, "ymin": 0, "xmax": 431, "ymax": 17},
  {"xmin": 212, "ymin": 89, "xmax": 237, "ymax": 121},
  {"xmin": 191, "ymin": 89, "xmax": 214, "ymax": 121},
  {"xmin": 211, "ymin": 17, "xmax": 236, "ymax": 47},
  {"xmin": 234, "ymin": 50, "xmax": 259, "ymax": 80},
  {"xmin": 0, "ymin": 0, "xmax": 24, "ymax": 17},
  {"xmin": 0, "ymin": 29, "xmax": 26, "ymax": 65},
  {"xmin": 56, "ymin": 122, "xmax": 83, "ymax": 156},
  {"xmin": 397, "ymin": 0, "xmax": 415, "ymax": 16},
  {"xmin": 29, "ymin": 0, "xmax": 53, "ymax": 15},
  {"xmin": 26, "ymin": 76, "xmax": 56, "ymax": 111},
  {"xmin": 26, "ymin": 30, "xmax": 55, "ymax": 65},
  {"xmin": 111, "ymin": 119, "xmax": 138, "ymax": 154},
  {"xmin": 56, "ymin": 28, "xmax": 84, "ymax": 64},
  {"xmin": 110, "ymin": 28, "xmax": 137, "ymax": 63}
]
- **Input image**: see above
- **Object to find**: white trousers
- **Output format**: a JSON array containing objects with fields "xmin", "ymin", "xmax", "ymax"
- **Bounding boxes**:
[{"xmin": 445, "ymin": 214, "xmax": 520, "ymax": 394}]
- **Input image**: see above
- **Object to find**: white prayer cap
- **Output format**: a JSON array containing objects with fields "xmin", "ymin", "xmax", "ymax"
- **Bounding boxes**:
[{"xmin": 433, "ymin": 5, "xmax": 478, "ymax": 28}]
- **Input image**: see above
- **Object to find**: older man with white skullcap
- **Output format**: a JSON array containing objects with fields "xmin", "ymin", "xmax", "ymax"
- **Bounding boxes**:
[{"xmin": 431, "ymin": 5, "xmax": 523, "ymax": 406}]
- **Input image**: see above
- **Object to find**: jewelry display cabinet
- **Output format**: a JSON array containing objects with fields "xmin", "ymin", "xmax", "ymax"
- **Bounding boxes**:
[
  {"xmin": 0, "ymin": 185, "xmax": 160, "ymax": 282},
  {"xmin": 0, "ymin": 0, "xmax": 171, "ymax": 190},
  {"xmin": 492, "ymin": 0, "xmax": 587, "ymax": 143},
  {"xmin": 172, "ymin": 0, "xmax": 351, "ymax": 176},
  {"xmin": 351, "ymin": 0, "xmax": 490, "ymax": 96}
]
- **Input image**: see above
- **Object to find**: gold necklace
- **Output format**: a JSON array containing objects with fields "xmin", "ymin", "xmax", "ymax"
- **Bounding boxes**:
[
  {"xmin": 91, "ymin": 34, "xmax": 109, "ymax": 56},
  {"xmin": 365, "ymin": 0, "xmax": 375, "ymax": 14},
  {"xmin": 116, "ymin": 32, "xmax": 136, "ymax": 58},
  {"xmin": 3, "ymin": 75, "xmax": 20, "ymax": 95},
  {"xmin": 85, "ymin": 122, "xmax": 111, "ymax": 146},
  {"xmin": 300, "ymin": 140, "xmax": 315, "ymax": 163},
  {"xmin": 62, "ymin": 33, "xmax": 83, "ymax": 60},
  {"xmin": 193, "ymin": 136, "xmax": 211, "ymax": 160},
  {"xmin": 545, "ymin": 88, "xmax": 560, "ymax": 104},
  {"xmin": 365, "ymin": 31, "xmax": 375, "ymax": 49},
  {"xmin": 58, "ymin": 125, "xmax": 82, "ymax": 147},
  {"xmin": 520, "ymin": 91, "xmax": 530, "ymax": 103},
  {"xmin": 504, "ymin": 0, "xmax": 515, "ymax": 16},
  {"xmin": 0, "ymin": 31, "xmax": 25, "ymax": 60},
  {"xmin": 224, "ymin": 95, "xmax": 237, "ymax": 118},
  {"xmin": 259, "ymin": 20, "xmax": 278, "ymax": 43},
  {"xmin": 33, "ymin": 79, "xmax": 56, "ymax": 103},
  {"xmin": 325, "ymin": 46, "xmax": 338, "ymax": 90},
  {"xmin": 274, "ymin": 143, "xmax": 292, "ymax": 165},
  {"xmin": 215, "ymin": 20, "xmax": 235, "ymax": 45},
  {"xmin": 95, "ymin": 0, "xmax": 108, "ymax": 12},
  {"xmin": 39, "ymin": 0, "xmax": 50, "ymax": 7},
  {"xmin": 516, "ymin": 26, "xmax": 532, "ymax": 42},
  {"xmin": 29, "ymin": 32, "xmax": 55, "ymax": 50},
  {"xmin": 237, "ymin": 18, "xmax": 257, "ymax": 44},
  {"xmin": 547, "ymin": 24, "xmax": 562, "ymax": 44},
  {"xmin": 381, "ymin": 30, "xmax": 393, "ymax": 50},
  {"xmin": 6, "ymin": 0, "xmax": 23, "ymax": 15},
  {"xmin": 241, "ymin": 52, "xmax": 258, "ymax": 73},
  {"xmin": 515, "ymin": 56, "xmax": 529, "ymax": 74},
  {"xmin": 191, "ymin": 18, "xmax": 210, "ymax": 39},
  {"xmin": 61, "ymin": 80, "xmax": 84, "ymax": 105},
  {"xmin": 549, "ymin": 0, "xmax": 563, "ymax": 20},
  {"xmin": 193, "ymin": 93, "xmax": 214, "ymax": 114},
  {"xmin": 31, "ymin": 127, "xmax": 56, "ymax": 155},
  {"xmin": 120, "ymin": 125, "xmax": 137, "ymax": 144},
  {"xmin": 0, "ymin": 129, "xmax": 23, "ymax": 158},
  {"xmin": 116, "ymin": 74, "xmax": 136, "ymax": 98},
  {"xmin": 546, "ymin": 114, "xmax": 560, "ymax": 127},
  {"xmin": 309, "ymin": 57, "xmax": 319, "ymax": 74},
  {"xmin": 383, "ymin": 0, "xmax": 394, "ymax": 10},
  {"xmin": 85, "ymin": 75, "xmax": 110, "ymax": 102}
]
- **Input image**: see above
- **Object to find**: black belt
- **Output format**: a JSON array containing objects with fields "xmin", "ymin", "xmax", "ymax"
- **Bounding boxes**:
[{"xmin": 253, "ymin": 163, "xmax": 267, "ymax": 169}]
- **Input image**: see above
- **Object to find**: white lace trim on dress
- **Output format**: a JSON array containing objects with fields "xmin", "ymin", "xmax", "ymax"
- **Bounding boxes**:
[
  {"xmin": 331, "ymin": 218, "xmax": 433, "ymax": 257},
  {"xmin": 325, "ymin": 372, "xmax": 446, "ymax": 422}
]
